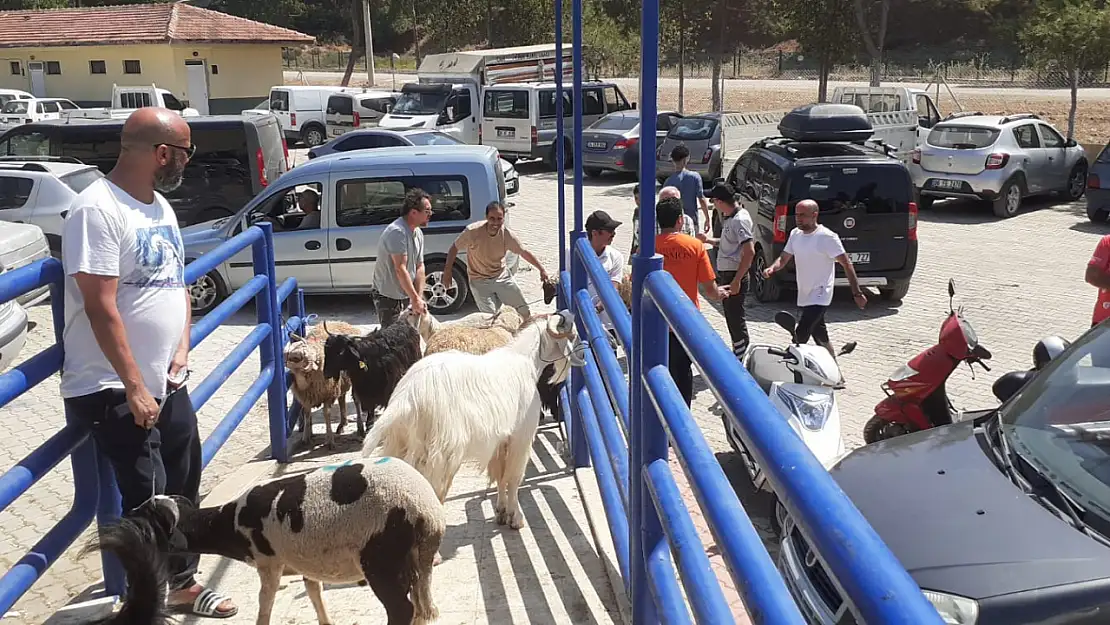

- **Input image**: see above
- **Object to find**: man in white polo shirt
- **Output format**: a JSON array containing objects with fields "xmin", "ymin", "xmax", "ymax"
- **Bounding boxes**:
[{"xmin": 763, "ymin": 199, "xmax": 867, "ymax": 356}]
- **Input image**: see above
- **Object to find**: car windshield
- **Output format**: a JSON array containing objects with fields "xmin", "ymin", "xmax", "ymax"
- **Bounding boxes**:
[
  {"xmin": 927, "ymin": 125, "xmax": 1000, "ymax": 149},
  {"xmin": 404, "ymin": 131, "xmax": 463, "ymax": 146},
  {"xmin": 393, "ymin": 92, "xmax": 448, "ymax": 115},
  {"xmin": 1001, "ymin": 323, "xmax": 1110, "ymax": 524},
  {"xmin": 2, "ymin": 101, "xmax": 29, "ymax": 114},
  {"xmin": 668, "ymin": 117, "xmax": 717, "ymax": 141},
  {"xmin": 589, "ymin": 114, "xmax": 638, "ymax": 131}
]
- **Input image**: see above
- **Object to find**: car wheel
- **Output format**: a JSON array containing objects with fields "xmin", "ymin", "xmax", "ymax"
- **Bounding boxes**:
[
  {"xmin": 751, "ymin": 250, "xmax": 783, "ymax": 303},
  {"xmin": 189, "ymin": 269, "xmax": 227, "ymax": 316},
  {"xmin": 302, "ymin": 125, "xmax": 326, "ymax": 147},
  {"xmin": 584, "ymin": 167, "xmax": 604, "ymax": 178},
  {"xmin": 423, "ymin": 261, "xmax": 468, "ymax": 315},
  {"xmin": 992, "ymin": 178, "xmax": 1023, "ymax": 218},
  {"xmin": 863, "ymin": 415, "xmax": 914, "ymax": 445},
  {"xmin": 879, "ymin": 279, "xmax": 911, "ymax": 302},
  {"xmin": 1088, "ymin": 202, "xmax": 1110, "ymax": 224},
  {"xmin": 1067, "ymin": 162, "xmax": 1088, "ymax": 200}
]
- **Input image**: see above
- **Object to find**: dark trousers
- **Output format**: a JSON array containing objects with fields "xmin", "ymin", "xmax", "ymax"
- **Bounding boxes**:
[
  {"xmin": 796, "ymin": 304, "xmax": 831, "ymax": 346},
  {"xmin": 668, "ymin": 332, "xmax": 694, "ymax": 407},
  {"xmin": 373, "ymin": 294, "xmax": 407, "ymax": 327},
  {"xmin": 716, "ymin": 270, "xmax": 750, "ymax": 358},
  {"xmin": 65, "ymin": 386, "xmax": 202, "ymax": 590}
]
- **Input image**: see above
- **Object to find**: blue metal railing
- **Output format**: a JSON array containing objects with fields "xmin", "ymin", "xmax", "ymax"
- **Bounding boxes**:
[
  {"xmin": 0, "ymin": 222, "xmax": 306, "ymax": 613},
  {"xmin": 554, "ymin": 0, "xmax": 946, "ymax": 622}
]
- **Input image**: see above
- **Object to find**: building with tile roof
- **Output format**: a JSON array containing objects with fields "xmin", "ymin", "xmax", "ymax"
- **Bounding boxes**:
[{"xmin": 0, "ymin": 3, "xmax": 314, "ymax": 114}]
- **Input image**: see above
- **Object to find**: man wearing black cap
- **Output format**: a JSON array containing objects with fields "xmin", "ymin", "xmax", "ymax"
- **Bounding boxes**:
[
  {"xmin": 698, "ymin": 183, "xmax": 755, "ymax": 357},
  {"xmin": 585, "ymin": 210, "xmax": 626, "ymax": 333}
]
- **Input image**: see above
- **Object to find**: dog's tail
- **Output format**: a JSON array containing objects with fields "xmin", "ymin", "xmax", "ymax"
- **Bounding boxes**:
[{"xmin": 81, "ymin": 518, "xmax": 171, "ymax": 625}]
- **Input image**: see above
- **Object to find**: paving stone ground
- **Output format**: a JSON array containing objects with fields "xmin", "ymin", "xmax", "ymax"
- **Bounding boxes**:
[{"xmin": 2, "ymin": 148, "xmax": 1107, "ymax": 622}]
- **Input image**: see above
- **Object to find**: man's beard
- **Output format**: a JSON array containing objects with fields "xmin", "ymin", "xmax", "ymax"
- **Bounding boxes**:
[{"xmin": 154, "ymin": 161, "xmax": 185, "ymax": 193}]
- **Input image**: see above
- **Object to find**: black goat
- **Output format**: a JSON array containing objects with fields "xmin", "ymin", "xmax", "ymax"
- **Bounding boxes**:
[
  {"xmin": 323, "ymin": 319, "xmax": 423, "ymax": 428},
  {"xmin": 81, "ymin": 514, "xmax": 174, "ymax": 625}
]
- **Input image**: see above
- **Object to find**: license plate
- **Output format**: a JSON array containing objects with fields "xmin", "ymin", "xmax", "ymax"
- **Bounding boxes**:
[
  {"xmin": 587, "ymin": 141, "xmax": 607, "ymax": 149},
  {"xmin": 329, "ymin": 128, "xmax": 343, "ymax": 136},
  {"xmin": 848, "ymin": 252, "xmax": 870, "ymax": 264},
  {"xmin": 931, "ymin": 178, "xmax": 963, "ymax": 190},
  {"xmin": 496, "ymin": 128, "xmax": 515, "ymax": 138}
]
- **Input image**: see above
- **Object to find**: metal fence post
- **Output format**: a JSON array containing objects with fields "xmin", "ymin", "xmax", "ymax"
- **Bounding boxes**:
[
  {"xmin": 569, "ymin": 236, "xmax": 590, "ymax": 468},
  {"xmin": 252, "ymin": 223, "xmax": 289, "ymax": 463},
  {"xmin": 92, "ymin": 436, "xmax": 125, "ymax": 597},
  {"xmin": 555, "ymin": 0, "xmax": 566, "ymax": 307}
]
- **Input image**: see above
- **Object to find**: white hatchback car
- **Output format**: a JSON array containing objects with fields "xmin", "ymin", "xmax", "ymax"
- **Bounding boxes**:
[
  {"xmin": 0, "ymin": 156, "xmax": 105, "ymax": 255},
  {"xmin": 0, "ymin": 220, "xmax": 51, "ymax": 372}
]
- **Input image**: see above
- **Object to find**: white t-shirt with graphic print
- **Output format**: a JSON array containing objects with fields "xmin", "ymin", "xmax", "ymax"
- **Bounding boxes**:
[
  {"xmin": 784, "ymin": 225, "xmax": 846, "ymax": 307},
  {"xmin": 60, "ymin": 179, "xmax": 188, "ymax": 400}
]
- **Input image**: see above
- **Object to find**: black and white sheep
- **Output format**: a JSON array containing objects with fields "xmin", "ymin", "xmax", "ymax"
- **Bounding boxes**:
[
  {"xmin": 285, "ymin": 320, "xmax": 364, "ymax": 449},
  {"xmin": 322, "ymin": 319, "xmax": 423, "ymax": 429},
  {"xmin": 84, "ymin": 458, "xmax": 444, "ymax": 625}
]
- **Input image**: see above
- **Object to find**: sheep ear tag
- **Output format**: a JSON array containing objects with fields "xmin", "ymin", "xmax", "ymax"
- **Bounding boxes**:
[{"xmin": 359, "ymin": 361, "xmax": 368, "ymax": 370}]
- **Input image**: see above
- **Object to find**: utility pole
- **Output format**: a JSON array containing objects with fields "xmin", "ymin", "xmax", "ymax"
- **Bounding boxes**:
[{"xmin": 363, "ymin": 0, "xmax": 376, "ymax": 86}]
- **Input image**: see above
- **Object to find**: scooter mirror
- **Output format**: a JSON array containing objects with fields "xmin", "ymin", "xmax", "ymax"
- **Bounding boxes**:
[
  {"xmin": 838, "ymin": 341, "xmax": 858, "ymax": 356},
  {"xmin": 774, "ymin": 311, "xmax": 797, "ymax": 341},
  {"xmin": 948, "ymin": 278, "xmax": 956, "ymax": 299}
]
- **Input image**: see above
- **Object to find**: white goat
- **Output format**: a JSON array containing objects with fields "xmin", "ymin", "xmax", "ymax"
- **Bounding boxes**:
[{"xmin": 361, "ymin": 311, "xmax": 582, "ymax": 529}]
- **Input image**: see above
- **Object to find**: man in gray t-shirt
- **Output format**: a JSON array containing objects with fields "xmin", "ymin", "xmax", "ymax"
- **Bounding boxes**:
[
  {"xmin": 700, "ymin": 183, "xmax": 755, "ymax": 358},
  {"xmin": 371, "ymin": 188, "xmax": 431, "ymax": 327}
]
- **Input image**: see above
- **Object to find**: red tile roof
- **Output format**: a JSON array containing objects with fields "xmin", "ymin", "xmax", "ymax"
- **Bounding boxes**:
[{"xmin": 0, "ymin": 3, "xmax": 315, "ymax": 49}]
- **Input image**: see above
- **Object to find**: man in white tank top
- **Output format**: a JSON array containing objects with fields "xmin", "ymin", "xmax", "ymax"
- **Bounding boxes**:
[{"xmin": 60, "ymin": 108, "xmax": 238, "ymax": 617}]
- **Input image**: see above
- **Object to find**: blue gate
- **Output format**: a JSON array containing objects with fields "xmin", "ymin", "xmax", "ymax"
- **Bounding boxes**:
[
  {"xmin": 553, "ymin": 1, "xmax": 945, "ymax": 623},
  {"xmin": 0, "ymin": 223, "xmax": 306, "ymax": 613}
]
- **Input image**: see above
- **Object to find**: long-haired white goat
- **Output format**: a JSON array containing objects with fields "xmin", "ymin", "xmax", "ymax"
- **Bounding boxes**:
[{"xmin": 361, "ymin": 310, "xmax": 583, "ymax": 529}]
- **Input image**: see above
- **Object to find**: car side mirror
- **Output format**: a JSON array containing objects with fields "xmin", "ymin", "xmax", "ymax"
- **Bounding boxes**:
[
  {"xmin": 1065, "ymin": 138, "xmax": 1078, "ymax": 148},
  {"xmin": 631, "ymin": 102, "xmax": 638, "ymax": 110},
  {"xmin": 992, "ymin": 370, "xmax": 1032, "ymax": 403}
]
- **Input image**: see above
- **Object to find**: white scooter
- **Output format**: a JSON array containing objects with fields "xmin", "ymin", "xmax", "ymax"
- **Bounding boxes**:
[{"xmin": 723, "ymin": 311, "xmax": 855, "ymax": 535}]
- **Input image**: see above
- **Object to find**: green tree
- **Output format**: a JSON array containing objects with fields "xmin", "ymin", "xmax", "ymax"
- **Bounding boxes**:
[
  {"xmin": 780, "ymin": 0, "xmax": 858, "ymax": 101},
  {"xmin": 1019, "ymin": 0, "xmax": 1110, "ymax": 139}
]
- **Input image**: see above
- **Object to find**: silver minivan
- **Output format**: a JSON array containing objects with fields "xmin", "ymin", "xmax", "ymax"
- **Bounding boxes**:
[
  {"xmin": 181, "ymin": 145, "xmax": 514, "ymax": 316},
  {"xmin": 480, "ymin": 81, "xmax": 633, "ymax": 165}
]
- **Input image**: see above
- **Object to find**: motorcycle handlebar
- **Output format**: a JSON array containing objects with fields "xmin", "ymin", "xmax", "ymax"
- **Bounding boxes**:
[{"xmin": 768, "ymin": 348, "xmax": 791, "ymax": 359}]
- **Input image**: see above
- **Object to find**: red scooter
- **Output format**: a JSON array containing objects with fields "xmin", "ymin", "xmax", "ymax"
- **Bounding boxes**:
[{"xmin": 863, "ymin": 279, "xmax": 993, "ymax": 444}]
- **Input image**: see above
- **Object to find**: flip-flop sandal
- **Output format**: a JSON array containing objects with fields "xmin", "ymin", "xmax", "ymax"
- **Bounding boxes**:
[{"xmin": 171, "ymin": 587, "xmax": 239, "ymax": 618}]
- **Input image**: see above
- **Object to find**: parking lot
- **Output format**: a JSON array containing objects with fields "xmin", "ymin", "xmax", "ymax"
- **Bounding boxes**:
[{"xmin": 1, "ymin": 149, "xmax": 1107, "ymax": 621}]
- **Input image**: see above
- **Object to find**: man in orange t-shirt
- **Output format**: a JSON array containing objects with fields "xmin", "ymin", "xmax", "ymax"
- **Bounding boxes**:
[
  {"xmin": 1086, "ymin": 234, "xmax": 1110, "ymax": 327},
  {"xmin": 654, "ymin": 195, "xmax": 728, "ymax": 406}
]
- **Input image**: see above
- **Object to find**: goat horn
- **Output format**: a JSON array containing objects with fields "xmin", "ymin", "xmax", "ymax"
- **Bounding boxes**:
[{"xmin": 323, "ymin": 321, "xmax": 332, "ymax": 336}]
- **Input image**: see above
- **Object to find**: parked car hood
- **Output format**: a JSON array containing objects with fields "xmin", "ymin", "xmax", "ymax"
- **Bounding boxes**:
[
  {"xmin": 0, "ymin": 220, "xmax": 46, "ymax": 251},
  {"xmin": 180, "ymin": 218, "xmax": 233, "ymax": 246},
  {"xmin": 830, "ymin": 421, "xmax": 1110, "ymax": 600},
  {"xmin": 379, "ymin": 115, "xmax": 436, "ymax": 130}
]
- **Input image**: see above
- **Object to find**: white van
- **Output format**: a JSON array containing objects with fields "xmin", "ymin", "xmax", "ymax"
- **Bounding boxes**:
[
  {"xmin": 0, "ymin": 89, "xmax": 33, "ymax": 109},
  {"xmin": 269, "ymin": 86, "xmax": 362, "ymax": 147},
  {"xmin": 0, "ymin": 97, "xmax": 79, "ymax": 129},
  {"xmin": 324, "ymin": 90, "xmax": 401, "ymax": 140},
  {"xmin": 480, "ymin": 81, "xmax": 633, "ymax": 164}
]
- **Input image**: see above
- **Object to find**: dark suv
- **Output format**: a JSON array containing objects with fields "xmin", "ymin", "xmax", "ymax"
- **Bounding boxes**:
[{"xmin": 724, "ymin": 104, "xmax": 919, "ymax": 303}]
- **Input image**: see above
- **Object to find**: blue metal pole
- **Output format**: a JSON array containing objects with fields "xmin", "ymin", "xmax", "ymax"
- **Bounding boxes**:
[
  {"xmin": 554, "ymin": 0, "xmax": 566, "ymax": 308},
  {"xmin": 252, "ymin": 223, "xmax": 289, "ymax": 463},
  {"xmin": 568, "ymin": 0, "xmax": 589, "ymax": 469},
  {"xmin": 632, "ymin": 0, "xmax": 662, "ymax": 618}
]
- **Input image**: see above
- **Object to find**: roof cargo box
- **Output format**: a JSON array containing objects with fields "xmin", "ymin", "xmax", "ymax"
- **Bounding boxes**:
[{"xmin": 778, "ymin": 103, "xmax": 874, "ymax": 143}]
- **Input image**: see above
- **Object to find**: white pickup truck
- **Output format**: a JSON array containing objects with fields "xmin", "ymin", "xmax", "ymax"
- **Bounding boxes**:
[
  {"xmin": 61, "ymin": 84, "xmax": 199, "ymax": 120},
  {"xmin": 830, "ymin": 86, "xmax": 944, "ymax": 144}
]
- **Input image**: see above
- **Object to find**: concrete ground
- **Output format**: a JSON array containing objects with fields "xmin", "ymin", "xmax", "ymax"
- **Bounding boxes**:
[{"xmin": 2, "ymin": 146, "xmax": 1107, "ymax": 622}]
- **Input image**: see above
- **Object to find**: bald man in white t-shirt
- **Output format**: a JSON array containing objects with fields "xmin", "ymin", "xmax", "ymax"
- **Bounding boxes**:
[{"xmin": 762, "ymin": 199, "xmax": 868, "ymax": 356}]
